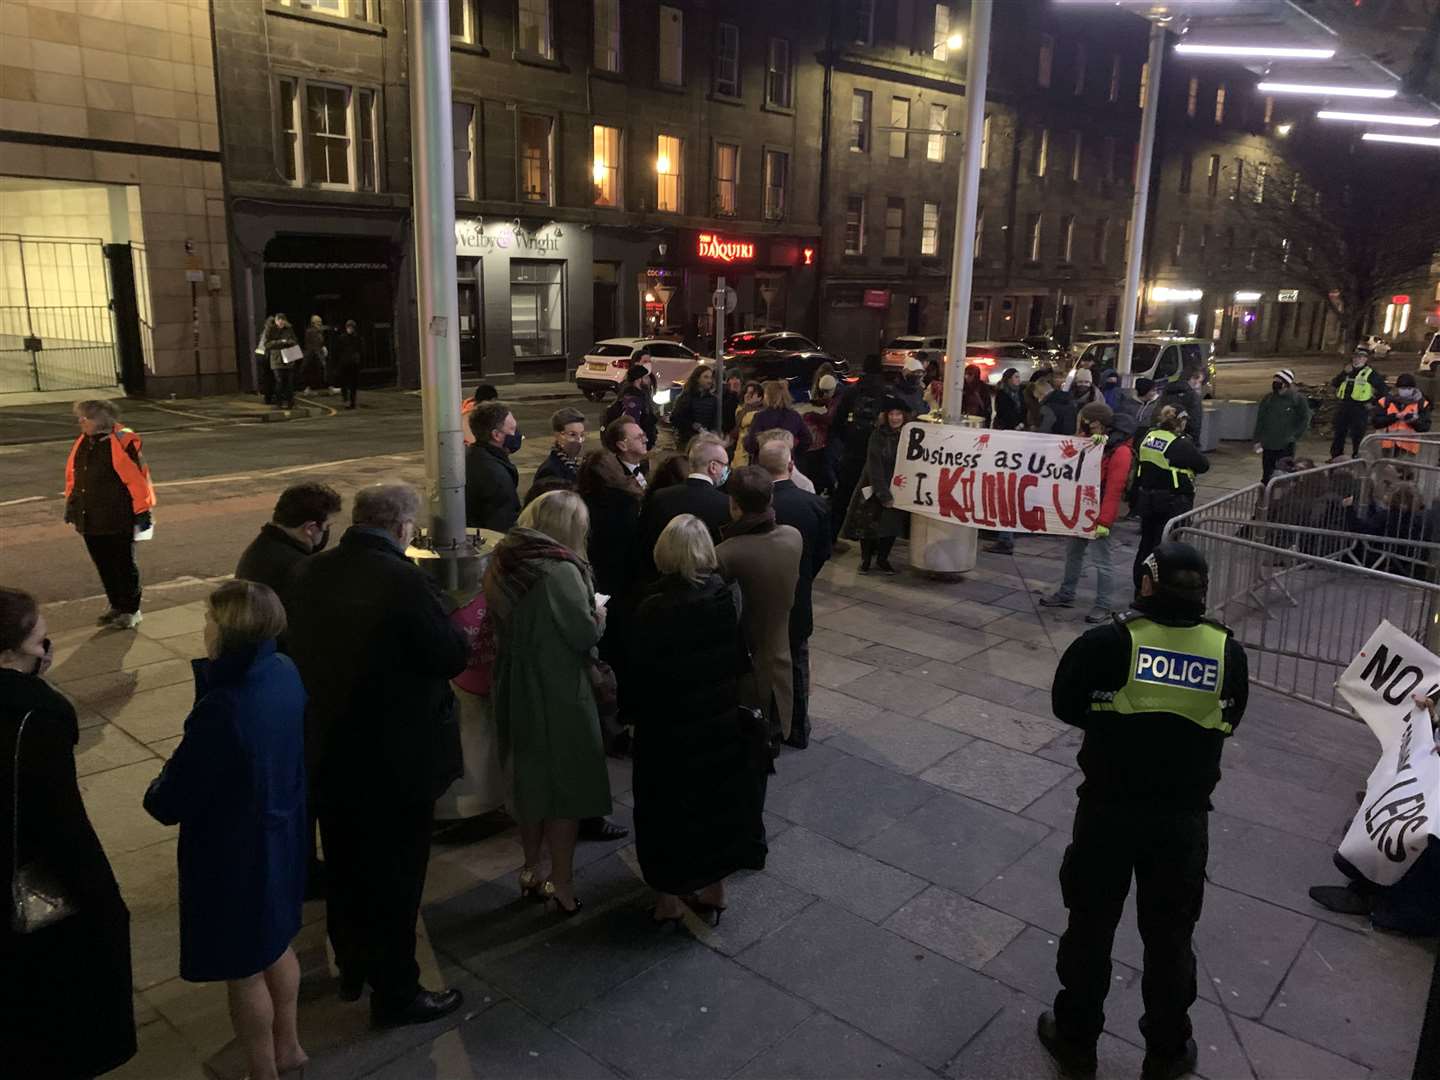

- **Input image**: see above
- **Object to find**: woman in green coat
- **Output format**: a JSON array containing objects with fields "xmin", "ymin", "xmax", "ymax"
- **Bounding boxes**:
[{"xmin": 484, "ymin": 490, "xmax": 611, "ymax": 916}]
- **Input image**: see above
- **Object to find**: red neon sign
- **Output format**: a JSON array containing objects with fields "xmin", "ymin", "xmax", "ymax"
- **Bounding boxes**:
[
  {"xmin": 1393, "ymin": 294, "xmax": 1411, "ymax": 304},
  {"xmin": 802, "ymin": 246, "xmax": 815, "ymax": 266},
  {"xmin": 697, "ymin": 233, "xmax": 756, "ymax": 263}
]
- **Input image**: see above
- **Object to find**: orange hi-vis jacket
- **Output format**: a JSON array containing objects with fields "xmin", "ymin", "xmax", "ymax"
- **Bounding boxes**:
[
  {"xmin": 1380, "ymin": 398, "xmax": 1427, "ymax": 455},
  {"xmin": 64, "ymin": 427, "xmax": 156, "ymax": 514}
]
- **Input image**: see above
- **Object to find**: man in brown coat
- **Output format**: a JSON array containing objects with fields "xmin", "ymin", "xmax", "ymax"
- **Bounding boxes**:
[{"xmin": 716, "ymin": 466, "xmax": 803, "ymax": 749}]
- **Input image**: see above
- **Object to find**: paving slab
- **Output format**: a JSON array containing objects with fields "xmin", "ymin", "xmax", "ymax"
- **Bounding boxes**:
[
  {"xmin": 964, "ymin": 643, "xmax": 1064, "ymax": 689},
  {"xmin": 46, "ymin": 628, "xmax": 181, "ymax": 681},
  {"xmin": 96, "ymin": 679, "xmax": 199, "ymax": 743},
  {"xmin": 808, "ymin": 626, "xmax": 873, "ymax": 656},
  {"xmin": 923, "ymin": 693, "xmax": 1068, "ymax": 753},
  {"xmin": 906, "ymin": 663, "xmax": 1046, "ymax": 708},
  {"xmin": 1230, "ymin": 1015, "xmax": 1372, "ymax": 1080},
  {"xmin": 944, "ymin": 988, "xmax": 1147, "ymax": 1080},
  {"xmin": 1262, "ymin": 920, "xmax": 1433, "ymax": 1076},
  {"xmin": 75, "ymin": 722, "xmax": 157, "ymax": 777},
  {"xmin": 861, "ymin": 790, "xmax": 1051, "ymax": 897},
  {"xmin": 919, "ymin": 740, "xmax": 1073, "ymax": 813},
  {"xmin": 735, "ymin": 1010, "xmax": 938, "ymax": 1078},
  {"xmin": 764, "ymin": 825, "xmax": 926, "ymax": 924},
  {"xmin": 557, "ymin": 946, "xmax": 814, "ymax": 1079},
  {"xmin": 1193, "ymin": 883, "xmax": 1315, "ymax": 1019},
  {"xmin": 882, "ymin": 885, "xmax": 1026, "ymax": 970},
  {"xmin": 766, "ymin": 753, "xmax": 941, "ymax": 846},
  {"xmin": 1018, "ymin": 772, "xmax": 1081, "ymax": 832},
  {"xmin": 806, "ymin": 684, "xmax": 883, "ymax": 725},
  {"xmin": 981, "ymin": 924, "xmax": 1137, "ymax": 1009},
  {"xmin": 769, "ymin": 740, "xmax": 853, "ymax": 789},
  {"xmin": 1212, "ymin": 766, "xmax": 1354, "ymax": 847},
  {"xmin": 807, "ymin": 647, "xmax": 876, "ymax": 690},
  {"xmin": 854, "ymin": 642, "xmax": 938, "ymax": 671},
  {"xmin": 840, "ymin": 667, "xmax": 960, "ymax": 717},
  {"xmin": 54, "ymin": 656, "xmax": 195, "ymax": 709},
  {"xmin": 1206, "ymin": 814, "xmax": 1366, "ymax": 929},
  {"xmin": 80, "ymin": 759, "xmax": 173, "ymax": 855},
  {"xmin": 823, "ymin": 710, "xmax": 973, "ymax": 775},
  {"xmin": 1103, "ymin": 980, "xmax": 1254, "ymax": 1079},
  {"xmin": 738, "ymin": 901, "xmax": 1010, "ymax": 1070},
  {"xmin": 691, "ymin": 868, "xmax": 816, "ymax": 957}
]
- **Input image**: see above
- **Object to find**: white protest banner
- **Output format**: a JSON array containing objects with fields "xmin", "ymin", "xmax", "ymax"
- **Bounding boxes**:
[
  {"xmin": 1335, "ymin": 620, "xmax": 1440, "ymax": 886},
  {"xmin": 892, "ymin": 423, "xmax": 1104, "ymax": 538}
]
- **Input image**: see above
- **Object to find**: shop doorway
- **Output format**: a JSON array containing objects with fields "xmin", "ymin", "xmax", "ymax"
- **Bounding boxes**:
[
  {"xmin": 457, "ymin": 257, "xmax": 484, "ymax": 376},
  {"xmin": 593, "ymin": 261, "xmax": 619, "ymax": 341}
]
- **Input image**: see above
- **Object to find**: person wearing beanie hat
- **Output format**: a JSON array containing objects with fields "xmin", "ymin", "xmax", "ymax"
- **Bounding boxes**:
[
  {"xmin": 896, "ymin": 356, "xmax": 927, "ymax": 415},
  {"xmin": 840, "ymin": 395, "xmax": 911, "ymax": 573},
  {"xmin": 1253, "ymin": 367, "xmax": 1312, "ymax": 483},
  {"xmin": 603, "ymin": 362, "xmax": 660, "ymax": 449},
  {"xmin": 799, "ymin": 373, "xmax": 841, "ymax": 494},
  {"xmin": 1040, "ymin": 402, "xmax": 1132, "ymax": 622},
  {"xmin": 1038, "ymin": 539, "xmax": 1248, "ymax": 1080},
  {"xmin": 1371, "ymin": 370, "xmax": 1432, "ymax": 456},
  {"xmin": 1070, "ymin": 366, "xmax": 1100, "ymax": 409}
]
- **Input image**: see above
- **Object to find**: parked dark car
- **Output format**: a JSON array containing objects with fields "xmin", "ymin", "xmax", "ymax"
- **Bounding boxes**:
[{"xmin": 723, "ymin": 331, "xmax": 848, "ymax": 399}]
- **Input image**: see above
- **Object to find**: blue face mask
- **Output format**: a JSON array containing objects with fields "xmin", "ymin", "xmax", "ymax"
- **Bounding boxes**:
[
  {"xmin": 717, "ymin": 465, "xmax": 731, "ymax": 486},
  {"xmin": 503, "ymin": 429, "xmax": 523, "ymax": 454}
]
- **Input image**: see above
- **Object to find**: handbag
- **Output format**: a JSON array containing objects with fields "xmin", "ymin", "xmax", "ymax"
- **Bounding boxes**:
[
  {"xmin": 11, "ymin": 711, "xmax": 78, "ymax": 934},
  {"xmin": 588, "ymin": 658, "xmax": 626, "ymax": 755}
]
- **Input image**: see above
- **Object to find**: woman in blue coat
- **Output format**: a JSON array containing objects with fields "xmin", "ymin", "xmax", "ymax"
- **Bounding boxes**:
[{"xmin": 144, "ymin": 580, "xmax": 309, "ymax": 1080}]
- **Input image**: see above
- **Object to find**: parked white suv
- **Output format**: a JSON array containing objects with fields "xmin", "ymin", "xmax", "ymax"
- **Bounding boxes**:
[
  {"xmin": 574, "ymin": 337, "xmax": 712, "ymax": 400},
  {"xmin": 1420, "ymin": 331, "xmax": 1440, "ymax": 372}
]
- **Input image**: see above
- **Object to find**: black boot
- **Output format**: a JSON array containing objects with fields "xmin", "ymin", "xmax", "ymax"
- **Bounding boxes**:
[
  {"xmin": 1036, "ymin": 1011, "xmax": 1097, "ymax": 1078},
  {"xmin": 371, "ymin": 988, "xmax": 463, "ymax": 1029},
  {"xmin": 1141, "ymin": 1038, "xmax": 1198, "ymax": 1080}
]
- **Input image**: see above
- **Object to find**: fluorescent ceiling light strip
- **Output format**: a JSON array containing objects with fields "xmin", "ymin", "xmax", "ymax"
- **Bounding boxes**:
[
  {"xmin": 1361, "ymin": 132, "xmax": 1440, "ymax": 147},
  {"xmin": 1175, "ymin": 44, "xmax": 1334, "ymax": 59},
  {"xmin": 1258, "ymin": 81, "xmax": 1397, "ymax": 99},
  {"xmin": 1317, "ymin": 110, "xmax": 1440, "ymax": 128}
]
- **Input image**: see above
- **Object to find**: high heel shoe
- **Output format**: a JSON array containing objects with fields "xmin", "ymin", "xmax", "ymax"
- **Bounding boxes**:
[
  {"xmin": 682, "ymin": 895, "xmax": 726, "ymax": 927},
  {"xmin": 542, "ymin": 879, "xmax": 583, "ymax": 917},
  {"xmin": 519, "ymin": 867, "xmax": 545, "ymax": 902},
  {"xmin": 650, "ymin": 907, "xmax": 685, "ymax": 928}
]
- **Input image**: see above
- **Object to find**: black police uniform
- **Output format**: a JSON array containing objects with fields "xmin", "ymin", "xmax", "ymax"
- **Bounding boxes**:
[{"xmin": 1046, "ymin": 547, "xmax": 1249, "ymax": 1073}]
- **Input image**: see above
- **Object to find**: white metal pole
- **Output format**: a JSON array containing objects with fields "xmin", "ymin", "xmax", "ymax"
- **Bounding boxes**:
[
  {"xmin": 941, "ymin": 0, "xmax": 992, "ymax": 423},
  {"xmin": 714, "ymin": 275, "xmax": 725, "ymax": 425},
  {"xmin": 407, "ymin": 0, "xmax": 467, "ymax": 568},
  {"xmin": 1117, "ymin": 21, "xmax": 1166, "ymax": 378}
]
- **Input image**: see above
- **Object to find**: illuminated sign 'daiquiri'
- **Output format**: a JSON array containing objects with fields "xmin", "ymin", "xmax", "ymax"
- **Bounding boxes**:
[{"xmin": 697, "ymin": 233, "xmax": 756, "ymax": 262}]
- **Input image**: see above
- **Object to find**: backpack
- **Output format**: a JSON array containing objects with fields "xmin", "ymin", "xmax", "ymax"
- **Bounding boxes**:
[{"xmin": 847, "ymin": 387, "xmax": 883, "ymax": 446}]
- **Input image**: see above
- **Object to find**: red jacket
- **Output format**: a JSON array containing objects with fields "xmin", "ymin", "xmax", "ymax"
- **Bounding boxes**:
[{"xmin": 1097, "ymin": 439, "xmax": 1133, "ymax": 529}]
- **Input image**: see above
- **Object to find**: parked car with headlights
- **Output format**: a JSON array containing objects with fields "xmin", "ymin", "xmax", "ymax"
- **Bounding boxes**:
[
  {"xmin": 962, "ymin": 340, "xmax": 1044, "ymax": 387},
  {"xmin": 1419, "ymin": 331, "xmax": 1440, "ymax": 372},
  {"xmin": 725, "ymin": 332, "xmax": 848, "ymax": 399},
  {"xmin": 882, "ymin": 335, "xmax": 946, "ymax": 371},
  {"xmin": 575, "ymin": 337, "xmax": 712, "ymax": 400}
]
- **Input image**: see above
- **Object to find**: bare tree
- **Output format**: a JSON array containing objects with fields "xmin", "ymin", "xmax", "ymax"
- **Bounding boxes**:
[{"xmin": 1227, "ymin": 135, "xmax": 1440, "ymax": 350}]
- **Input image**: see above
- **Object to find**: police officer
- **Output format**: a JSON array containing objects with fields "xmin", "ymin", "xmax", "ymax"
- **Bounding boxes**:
[
  {"xmin": 1038, "ymin": 541, "xmax": 1248, "ymax": 1080},
  {"xmin": 1330, "ymin": 346, "xmax": 1387, "ymax": 459},
  {"xmin": 1131, "ymin": 405, "xmax": 1209, "ymax": 592}
]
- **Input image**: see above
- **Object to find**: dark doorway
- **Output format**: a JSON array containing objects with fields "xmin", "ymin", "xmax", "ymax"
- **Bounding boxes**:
[
  {"xmin": 1027, "ymin": 294, "xmax": 1047, "ymax": 335},
  {"xmin": 906, "ymin": 294, "xmax": 922, "ymax": 333},
  {"xmin": 593, "ymin": 261, "xmax": 619, "ymax": 340},
  {"xmin": 457, "ymin": 257, "xmax": 484, "ymax": 376}
]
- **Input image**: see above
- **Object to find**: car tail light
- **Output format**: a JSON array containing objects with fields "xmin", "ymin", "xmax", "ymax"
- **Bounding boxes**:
[
  {"xmin": 971, "ymin": 355, "xmax": 998, "ymax": 367},
  {"xmin": 612, "ymin": 357, "xmax": 631, "ymax": 369}
]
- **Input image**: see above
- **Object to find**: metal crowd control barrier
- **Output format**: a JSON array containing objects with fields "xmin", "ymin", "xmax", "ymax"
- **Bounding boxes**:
[{"xmin": 1164, "ymin": 457, "xmax": 1440, "ymax": 716}]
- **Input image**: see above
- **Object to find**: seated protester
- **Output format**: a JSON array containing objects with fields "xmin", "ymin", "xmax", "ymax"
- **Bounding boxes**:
[
  {"xmin": 530, "ymin": 407, "xmax": 586, "ymax": 495},
  {"xmin": 1372, "ymin": 373, "xmax": 1432, "ymax": 457},
  {"xmin": 464, "ymin": 401, "xmax": 521, "ymax": 532}
]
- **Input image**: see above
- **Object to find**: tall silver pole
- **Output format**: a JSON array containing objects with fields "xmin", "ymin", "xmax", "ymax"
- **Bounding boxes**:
[
  {"xmin": 407, "ymin": 0, "xmax": 467, "ymax": 572},
  {"xmin": 1117, "ymin": 22, "xmax": 1166, "ymax": 378},
  {"xmin": 941, "ymin": 0, "xmax": 992, "ymax": 423}
]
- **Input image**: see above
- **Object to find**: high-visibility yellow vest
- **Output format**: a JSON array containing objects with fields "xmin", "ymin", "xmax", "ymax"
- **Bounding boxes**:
[
  {"xmin": 1338, "ymin": 366, "xmax": 1376, "ymax": 403},
  {"xmin": 1137, "ymin": 429, "xmax": 1194, "ymax": 489},
  {"xmin": 1089, "ymin": 615, "xmax": 1232, "ymax": 734}
]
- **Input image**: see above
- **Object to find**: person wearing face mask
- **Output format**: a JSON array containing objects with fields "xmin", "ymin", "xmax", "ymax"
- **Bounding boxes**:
[
  {"xmin": 285, "ymin": 484, "xmax": 468, "ymax": 1028},
  {"xmin": 236, "ymin": 482, "xmax": 344, "ymax": 617},
  {"xmin": 1, "ymin": 587, "xmax": 138, "ymax": 1078},
  {"xmin": 1372, "ymin": 372, "xmax": 1431, "ymax": 457},
  {"xmin": 465, "ymin": 400, "xmax": 522, "ymax": 533},
  {"xmin": 1252, "ymin": 369, "xmax": 1313, "ymax": 483},
  {"xmin": 531, "ymin": 407, "xmax": 587, "ymax": 494},
  {"xmin": 1330, "ymin": 347, "xmax": 1387, "ymax": 459},
  {"xmin": 639, "ymin": 432, "xmax": 732, "ymax": 564}
]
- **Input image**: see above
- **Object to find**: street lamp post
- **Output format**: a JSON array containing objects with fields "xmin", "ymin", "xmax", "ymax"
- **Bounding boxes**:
[
  {"xmin": 1117, "ymin": 21, "xmax": 1167, "ymax": 378},
  {"xmin": 407, "ymin": 0, "xmax": 471, "ymax": 588}
]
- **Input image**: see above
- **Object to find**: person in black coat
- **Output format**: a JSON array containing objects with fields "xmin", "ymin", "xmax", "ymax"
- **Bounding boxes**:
[
  {"xmin": 235, "ymin": 481, "xmax": 343, "ymax": 614},
  {"xmin": 830, "ymin": 354, "xmax": 889, "ymax": 541},
  {"xmin": 630, "ymin": 516, "xmax": 767, "ymax": 924},
  {"xmin": 759, "ymin": 441, "xmax": 832, "ymax": 749},
  {"xmin": 333, "ymin": 319, "xmax": 363, "ymax": 409},
  {"xmin": 0, "ymin": 588, "xmax": 137, "ymax": 1078},
  {"xmin": 1159, "ymin": 368, "xmax": 1206, "ymax": 446},
  {"xmin": 465, "ymin": 400, "xmax": 521, "ymax": 532},
  {"xmin": 529, "ymin": 407, "xmax": 586, "ymax": 498},
  {"xmin": 994, "ymin": 368, "xmax": 1026, "ymax": 430},
  {"xmin": 670, "ymin": 365, "xmax": 721, "ymax": 447},
  {"xmin": 285, "ymin": 485, "xmax": 468, "ymax": 1029},
  {"xmin": 638, "ymin": 432, "xmax": 732, "ymax": 566},
  {"xmin": 1132, "ymin": 406, "xmax": 1210, "ymax": 591}
]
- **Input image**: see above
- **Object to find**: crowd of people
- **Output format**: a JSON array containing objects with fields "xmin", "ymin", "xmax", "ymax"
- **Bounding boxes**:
[{"xmin": 255, "ymin": 314, "xmax": 365, "ymax": 410}]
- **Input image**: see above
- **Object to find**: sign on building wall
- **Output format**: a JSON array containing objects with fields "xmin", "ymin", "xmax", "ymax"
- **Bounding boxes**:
[
  {"xmin": 863, "ymin": 288, "xmax": 891, "ymax": 309},
  {"xmin": 696, "ymin": 232, "xmax": 756, "ymax": 262},
  {"xmin": 454, "ymin": 219, "xmax": 565, "ymax": 256},
  {"xmin": 893, "ymin": 424, "xmax": 1104, "ymax": 538}
]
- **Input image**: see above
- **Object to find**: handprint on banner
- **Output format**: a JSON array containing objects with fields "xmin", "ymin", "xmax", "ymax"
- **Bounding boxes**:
[{"xmin": 892, "ymin": 475, "xmax": 907, "ymax": 488}]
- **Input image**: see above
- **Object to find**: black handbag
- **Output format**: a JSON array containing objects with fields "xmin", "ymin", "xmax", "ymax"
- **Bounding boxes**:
[{"xmin": 11, "ymin": 711, "xmax": 77, "ymax": 934}]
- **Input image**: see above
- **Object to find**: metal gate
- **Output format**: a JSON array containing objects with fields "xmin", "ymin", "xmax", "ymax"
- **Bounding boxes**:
[{"xmin": 0, "ymin": 234, "xmax": 120, "ymax": 394}]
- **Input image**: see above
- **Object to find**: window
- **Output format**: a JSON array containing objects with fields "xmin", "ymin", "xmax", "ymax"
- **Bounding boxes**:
[
  {"xmin": 594, "ymin": 0, "xmax": 621, "ymax": 72},
  {"xmin": 1253, "ymin": 162, "xmax": 1267, "ymax": 203},
  {"xmin": 766, "ymin": 39, "xmax": 792, "ymax": 108},
  {"xmin": 927, "ymin": 104, "xmax": 947, "ymax": 162},
  {"xmin": 713, "ymin": 142, "xmax": 738, "ymax": 215},
  {"xmin": 511, "ymin": 261, "xmax": 564, "ymax": 357},
  {"xmin": 1214, "ymin": 84, "xmax": 1227, "ymax": 124},
  {"xmin": 1094, "ymin": 217, "xmax": 1109, "ymax": 263},
  {"xmin": 518, "ymin": 113, "xmax": 552, "ymax": 204},
  {"xmin": 1138, "ymin": 61, "xmax": 1149, "ymax": 108},
  {"xmin": 1200, "ymin": 223, "xmax": 1211, "ymax": 261},
  {"xmin": 850, "ymin": 90, "xmax": 871, "ymax": 152},
  {"xmin": 884, "ymin": 198, "xmax": 904, "ymax": 258},
  {"xmin": 1059, "ymin": 214, "xmax": 1075, "ymax": 262},
  {"xmin": 981, "ymin": 114, "xmax": 991, "ymax": 168},
  {"xmin": 1108, "ymin": 55, "xmax": 1120, "ymax": 103},
  {"xmin": 518, "ymin": 0, "xmax": 553, "ymax": 59},
  {"xmin": 657, "ymin": 134, "xmax": 682, "ymax": 212},
  {"xmin": 932, "ymin": 4, "xmax": 953, "ymax": 61},
  {"xmin": 844, "ymin": 196, "xmax": 865, "ymax": 254},
  {"xmin": 1247, "ymin": 242, "xmax": 1258, "ymax": 270},
  {"xmin": 592, "ymin": 124, "xmax": 621, "ymax": 207},
  {"xmin": 715, "ymin": 23, "xmax": 739, "ymax": 97},
  {"xmin": 1069, "ymin": 132, "xmax": 1082, "ymax": 181},
  {"xmin": 1038, "ymin": 34, "xmax": 1054, "ymax": 87},
  {"xmin": 1178, "ymin": 153, "xmax": 1192, "ymax": 193},
  {"xmin": 453, "ymin": 101, "xmax": 476, "ymax": 199},
  {"xmin": 851, "ymin": 0, "xmax": 875, "ymax": 45},
  {"xmin": 278, "ymin": 78, "xmax": 380, "ymax": 191},
  {"xmin": 974, "ymin": 207, "xmax": 984, "ymax": 259},
  {"xmin": 658, "ymin": 5, "xmax": 683, "ymax": 85},
  {"xmin": 1280, "ymin": 236, "xmax": 1291, "ymax": 266},
  {"xmin": 1102, "ymin": 135, "xmax": 1116, "ymax": 181},
  {"xmin": 1206, "ymin": 153, "xmax": 1220, "ymax": 196},
  {"xmin": 1223, "ymin": 226, "xmax": 1236, "ymax": 268},
  {"xmin": 1263, "ymin": 95, "xmax": 1275, "ymax": 126},
  {"xmin": 279, "ymin": 0, "xmax": 373, "ymax": 20},
  {"xmin": 1231, "ymin": 157, "xmax": 1243, "ymax": 200},
  {"xmin": 1026, "ymin": 213, "xmax": 1043, "ymax": 261},
  {"xmin": 763, "ymin": 149, "xmax": 788, "ymax": 220},
  {"xmin": 1073, "ymin": 43, "xmax": 1086, "ymax": 95},
  {"xmin": 889, "ymin": 97, "xmax": 909, "ymax": 158},
  {"xmin": 921, "ymin": 201, "xmax": 939, "ymax": 255},
  {"xmin": 450, "ymin": 0, "xmax": 476, "ymax": 43},
  {"xmin": 1173, "ymin": 223, "xmax": 1185, "ymax": 264},
  {"xmin": 1033, "ymin": 127, "xmax": 1049, "ymax": 177},
  {"xmin": 1186, "ymin": 77, "xmax": 1199, "ymax": 118}
]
